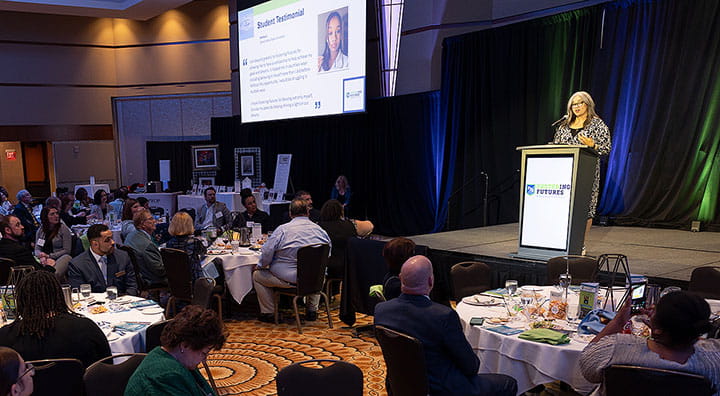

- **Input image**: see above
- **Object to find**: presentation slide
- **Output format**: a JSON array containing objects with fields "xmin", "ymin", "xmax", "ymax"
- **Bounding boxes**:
[
  {"xmin": 520, "ymin": 156, "xmax": 574, "ymax": 250},
  {"xmin": 238, "ymin": 0, "xmax": 366, "ymax": 123}
]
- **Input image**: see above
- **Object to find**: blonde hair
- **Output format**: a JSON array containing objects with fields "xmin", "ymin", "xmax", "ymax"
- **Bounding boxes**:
[
  {"xmin": 168, "ymin": 211, "xmax": 194, "ymax": 236},
  {"xmin": 563, "ymin": 91, "xmax": 599, "ymax": 128}
]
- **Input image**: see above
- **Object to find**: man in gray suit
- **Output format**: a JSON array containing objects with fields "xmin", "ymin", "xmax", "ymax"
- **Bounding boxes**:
[
  {"xmin": 125, "ymin": 209, "xmax": 167, "ymax": 286},
  {"xmin": 194, "ymin": 187, "xmax": 232, "ymax": 231},
  {"xmin": 68, "ymin": 224, "xmax": 138, "ymax": 296}
]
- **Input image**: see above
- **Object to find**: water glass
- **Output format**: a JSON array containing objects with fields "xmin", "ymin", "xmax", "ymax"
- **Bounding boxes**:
[
  {"xmin": 646, "ymin": 284, "xmax": 661, "ymax": 308},
  {"xmin": 505, "ymin": 280, "xmax": 518, "ymax": 296},
  {"xmin": 559, "ymin": 273, "xmax": 572, "ymax": 289},
  {"xmin": 106, "ymin": 286, "xmax": 118, "ymax": 300},
  {"xmin": 80, "ymin": 284, "xmax": 92, "ymax": 299}
]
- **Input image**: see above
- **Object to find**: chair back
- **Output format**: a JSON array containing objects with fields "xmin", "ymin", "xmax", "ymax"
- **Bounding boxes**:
[
  {"xmin": 8, "ymin": 265, "xmax": 34, "ymax": 287},
  {"xmin": 374, "ymin": 325, "xmax": 429, "ymax": 396},
  {"xmin": 0, "ymin": 257, "xmax": 15, "ymax": 285},
  {"xmin": 70, "ymin": 234, "xmax": 84, "ymax": 257},
  {"xmin": 161, "ymin": 247, "xmax": 193, "ymax": 300},
  {"xmin": 689, "ymin": 266, "xmax": 720, "ymax": 299},
  {"xmin": 192, "ymin": 277, "xmax": 216, "ymax": 308},
  {"xmin": 84, "ymin": 353, "xmax": 147, "ymax": 396},
  {"xmin": 546, "ymin": 255, "xmax": 598, "ymax": 285},
  {"xmin": 276, "ymin": 359, "xmax": 363, "ymax": 396},
  {"xmin": 27, "ymin": 358, "xmax": 84, "ymax": 396},
  {"xmin": 144, "ymin": 319, "xmax": 171, "ymax": 353},
  {"xmin": 296, "ymin": 244, "xmax": 330, "ymax": 296},
  {"xmin": 450, "ymin": 261, "xmax": 492, "ymax": 300},
  {"xmin": 116, "ymin": 245, "xmax": 148, "ymax": 291},
  {"xmin": 604, "ymin": 364, "xmax": 714, "ymax": 396}
]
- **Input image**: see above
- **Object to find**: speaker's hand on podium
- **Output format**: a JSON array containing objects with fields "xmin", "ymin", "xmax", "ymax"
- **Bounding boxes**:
[{"xmin": 578, "ymin": 133, "xmax": 595, "ymax": 148}]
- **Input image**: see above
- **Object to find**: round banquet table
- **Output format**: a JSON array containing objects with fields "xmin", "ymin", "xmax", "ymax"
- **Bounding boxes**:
[
  {"xmin": 456, "ymin": 286, "xmax": 720, "ymax": 396},
  {"xmin": 79, "ymin": 293, "xmax": 165, "ymax": 354},
  {"xmin": 201, "ymin": 247, "xmax": 260, "ymax": 305}
]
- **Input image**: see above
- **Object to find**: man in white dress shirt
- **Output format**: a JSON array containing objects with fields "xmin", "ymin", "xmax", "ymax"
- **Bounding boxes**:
[{"xmin": 194, "ymin": 187, "xmax": 232, "ymax": 231}]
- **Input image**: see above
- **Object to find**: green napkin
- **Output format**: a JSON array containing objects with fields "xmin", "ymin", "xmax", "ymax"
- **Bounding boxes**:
[{"xmin": 518, "ymin": 328, "xmax": 570, "ymax": 345}]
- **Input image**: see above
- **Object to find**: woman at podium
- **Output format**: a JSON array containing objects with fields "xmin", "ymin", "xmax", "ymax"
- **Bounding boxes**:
[{"xmin": 553, "ymin": 91, "xmax": 611, "ymax": 253}]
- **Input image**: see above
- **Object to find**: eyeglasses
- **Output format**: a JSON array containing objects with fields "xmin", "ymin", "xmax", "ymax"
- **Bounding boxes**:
[
  {"xmin": 16, "ymin": 363, "xmax": 35, "ymax": 383},
  {"xmin": 571, "ymin": 102, "xmax": 586, "ymax": 107}
]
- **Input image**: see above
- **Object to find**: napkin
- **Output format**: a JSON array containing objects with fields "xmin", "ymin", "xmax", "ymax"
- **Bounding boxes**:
[{"xmin": 518, "ymin": 328, "xmax": 571, "ymax": 345}]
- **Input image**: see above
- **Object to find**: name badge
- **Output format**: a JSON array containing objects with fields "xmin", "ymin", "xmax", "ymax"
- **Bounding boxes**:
[
  {"xmin": 215, "ymin": 211, "xmax": 223, "ymax": 219},
  {"xmin": 115, "ymin": 271, "xmax": 126, "ymax": 278},
  {"xmin": 36, "ymin": 238, "xmax": 45, "ymax": 247}
]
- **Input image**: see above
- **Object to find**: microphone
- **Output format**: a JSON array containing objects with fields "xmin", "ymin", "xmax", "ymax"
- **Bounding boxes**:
[{"xmin": 551, "ymin": 115, "xmax": 567, "ymax": 127}]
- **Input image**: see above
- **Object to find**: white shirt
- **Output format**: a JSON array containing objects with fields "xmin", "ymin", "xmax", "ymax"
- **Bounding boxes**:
[{"xmin": 200, "ymin": 205, "xmax": 214, "ymax": 230}]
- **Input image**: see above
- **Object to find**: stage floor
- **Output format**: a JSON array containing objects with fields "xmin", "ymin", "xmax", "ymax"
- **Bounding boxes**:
[{"xmin": 408, "ymin": 223, "xmax": 720, "ymax": 282}]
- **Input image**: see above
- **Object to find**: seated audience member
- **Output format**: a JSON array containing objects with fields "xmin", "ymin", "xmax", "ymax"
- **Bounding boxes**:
[
  {"xmin": 0, "ymin": 215, "xmax": 55, "ymax": 272},
  {"xmin": 166, "ymin": 212, "xmax": 206, "ymax": 281},
  {"xmin": 125, "ymin": 209, "xmax": 167, "ymax": 286},
  {"xmin": 0, "ymin": 347, "xmax": 34, "ymax": 396},
  {"xmin": 12, "ymin": 190, "xmax": 38, "ymax": 246},
  {"xmin": 137, "ymin": 196, "xmax": 150, "ymax": 210},
  {"xmin": 120, "ymin": 198, "xmax": 143, "ymax": 242},
  {"xmin": 43, "ymin": 196, "xmax": 61, "ymax": 211},
  {"xmin": 109, "ymin": 186, "xmax": 128, "ymax": 219},
  {"xmin": 73, "ymin": 187, "xmax": 92, "ymax": 213},
  {"xmin": 125, "ymin": 306, "xmax": 226, "ymax": 396},
  {"xmin": 194, "ymin": 187, "xmax": 232, "ymax": 231},
  {"xmin": 34, "ymin": 207, "xmax": 73, "ymax": 281},
  {"xmin": 68, "ymin": 224, "xmax": 138, "ymax": 296},
  {"xmin": 381, "ymin": 237, "xmax": 416, "ymax": 300},
  {"xmin": 580, "ymin": 291, "xmax": 720, "ymax": 395},
  {"xmin": 0, "ymin": 271, "xmax": 111, "ymax": 368},
  {"xmin": 280, "ymin": 190, "xmax": 321, "ymax": 224},
  {"xmin": 0, "ymin": 186, "xmax": 13, "ymax": 216},
  {"xmin": 89, "ymin": 189, "xmax": 109, "ymax": 221},
  {"xmin": 59, "ymin": 192, "xmax": 86, "ymax": 226},
  {"xmin": 318, "ymin": 199, "xmax": 356, "ymax": 279},
  {"xmin": 374, "ymin": 256, "xmax": 517, "ymax": 396},
  {"xmin": 253, "ymin": 199, "xmax": 331, "ymax": 323},
  {"xmin": 232, "ymin": 193, "xmax": 270, "ymax": 233}
]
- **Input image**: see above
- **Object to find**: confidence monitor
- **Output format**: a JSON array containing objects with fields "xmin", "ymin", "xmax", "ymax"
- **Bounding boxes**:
[
  {"xmin": 513, "ymin": 145, "xmax": 598, "ymax": 261},
  {"xmin": 237, "ymin": 0, "xmax": 367, "ymax": 123}
]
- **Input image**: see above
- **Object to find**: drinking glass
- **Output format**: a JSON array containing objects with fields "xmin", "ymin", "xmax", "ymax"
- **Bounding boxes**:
[
  {"xmin": 106, "ymin": 286, "xmax": 118, "ymax": 300},
  {"xmin": 505, "ymin": 280, "xmax": 518, "ymax": 296},
  {"xmin": 646, "ymin": 284, "xmax": 661, "ymax": 308},
  {"xmin": 80, "ymin": 284, "xmax": 92, "ymax": 299},
  {"xmin": 559, "ymin": 273, "xmax": 572, "ymax": 289}
]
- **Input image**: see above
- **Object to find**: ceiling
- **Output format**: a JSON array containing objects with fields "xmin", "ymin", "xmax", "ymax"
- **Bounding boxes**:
[{"xmin": 0, "ymin": 0, "xmax": 193, "ymax": 20}]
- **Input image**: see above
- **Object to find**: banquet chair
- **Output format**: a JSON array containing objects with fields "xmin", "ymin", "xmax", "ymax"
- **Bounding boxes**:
[
  {"xmin": 276, "ymin": 359, "xmax": 363, "ymax": 396},
  {"xmin": 688, "ymin": 266, "xmax": 720, "ymax": 299},
  {"xmin": 0, "ymin": 257, "xmax": 16, "ymax": 285},
  {"xmin": 273, "ymin": 244, "xmax": 333, "ymax": 334},
  {"xmin": 374, "ymin": 325, "xmax": 429, "ymax": 396},
  {"xmin": 449, "ymin": 261, "xmax": 492, "ymax": 301},
  {"xmin": 161, "ymin": 249, "xmax": 224, "ymax": 318},
  {"xmin": 546, "ymin": 255, "xmax": 598, "ymax": 285},
  {"xmin": 604, "ymin": 364, "xmax": 714, "ymax": 396},
  {"xmin": 144, "ymin": 319, "xmax": 219, "ymax": 393},
  {"xmin": 84, "ymin": 353, "xmax": 147, "ymax": 396},
  {"xmin": 116, "ymin": 245, "xmax": 167, "ymax": 301},
  {"xmin": 27, "ymin": 358, "xmax": 84, "ymax": 396}
]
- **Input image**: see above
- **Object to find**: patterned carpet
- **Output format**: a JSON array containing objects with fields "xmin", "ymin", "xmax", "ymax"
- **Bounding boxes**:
[{"xmin": 205, "ymin": 310, "xmax": 388, "ymax": 395}]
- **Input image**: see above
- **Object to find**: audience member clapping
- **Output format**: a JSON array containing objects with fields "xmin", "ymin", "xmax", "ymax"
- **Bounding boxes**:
[
  {"xmin": 125, "ymin": 306, "xmax": 226, "ymax": 396},
  {"xmin": 0, "ymin": 347, "xmax": 34, "ymax": 396},
  {"xmin": 34, "ymin": 206, "xmax": 73, "ymax": 280},
  {"xmin": 0, "ymin": 271, "xmax": 111, "ymax": 368},
  {"xmin": 579, "ymin": 291, "xmax": 720, "ymax": 395}
]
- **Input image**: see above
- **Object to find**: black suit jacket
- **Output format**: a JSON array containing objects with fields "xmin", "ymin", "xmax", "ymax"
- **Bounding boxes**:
[
  {"xmin": 12, "ymin": 202, "xmax": 38, "ymax": 244},
  {"xmin": 374, "ymin": 293, "xmax": 481, "ymax": 396},
  {"xmin": 0, "ymin": 238, "xmax": 54, "ymax": 272},
  {"xmin": 68, "ymin": 248, "xmax": 138, "ymax": 296}
]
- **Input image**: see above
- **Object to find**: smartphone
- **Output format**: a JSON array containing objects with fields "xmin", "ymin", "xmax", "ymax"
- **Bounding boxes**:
[
  {"xmin": 630, "ymin": 280, "xmax": 647, "ymax": 314},
  {"xmin": 469, "ymin": 317, "xmax": 485, "ymax": 326}
]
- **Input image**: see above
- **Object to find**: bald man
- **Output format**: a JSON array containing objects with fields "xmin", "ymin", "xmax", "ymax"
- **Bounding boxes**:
[{"xmin": 374, "ymin": 256, "xmax": 517, "ymax": 396}]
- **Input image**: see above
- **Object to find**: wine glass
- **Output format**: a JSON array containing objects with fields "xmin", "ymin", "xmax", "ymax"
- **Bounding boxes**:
[{"xmin": 505, "ymin": 280, "xmax": 518, "ymax": 296}]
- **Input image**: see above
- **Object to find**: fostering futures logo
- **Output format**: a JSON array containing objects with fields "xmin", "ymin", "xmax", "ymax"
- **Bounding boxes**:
[{"xmin": 526, "ymin": 183, "xmax": 571, "ymax": 196}]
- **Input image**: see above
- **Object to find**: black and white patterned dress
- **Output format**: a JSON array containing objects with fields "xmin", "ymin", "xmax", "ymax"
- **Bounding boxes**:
[{"xmin": 553, "ymin": 116, "xmax": 611, "ymax": 218}]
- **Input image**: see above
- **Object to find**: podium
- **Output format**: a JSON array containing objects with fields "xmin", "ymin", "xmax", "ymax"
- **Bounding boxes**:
[{"xmin": 513, "ymin": 145, "xmax": 598, "ymax": 260}]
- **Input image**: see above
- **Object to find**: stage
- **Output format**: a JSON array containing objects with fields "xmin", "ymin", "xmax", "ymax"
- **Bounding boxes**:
[{"xmin": 408, "ymin": 223, "xmax": 720, "ymax": 287}]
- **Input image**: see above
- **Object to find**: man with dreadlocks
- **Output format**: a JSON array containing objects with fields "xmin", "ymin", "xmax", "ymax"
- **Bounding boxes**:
[{"xmin": 0, "ymin": 271, "xmax": 111, "ymax": 367}]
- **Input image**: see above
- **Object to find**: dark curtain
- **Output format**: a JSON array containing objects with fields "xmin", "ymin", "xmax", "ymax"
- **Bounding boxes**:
[
  {"xmin": 210, "ymin": 91, "xmax": 445, "ymax": 236},
  {"xmin": 146, "ymin": 141, "xmax": 210, "ymax": 192},
  {"xmin": 441, "ymin": 7, "xmax": 603, "ymax": 228},
  {"xmin": 441, "ymin": 0, "xmax": 720, "ymax": 230}
]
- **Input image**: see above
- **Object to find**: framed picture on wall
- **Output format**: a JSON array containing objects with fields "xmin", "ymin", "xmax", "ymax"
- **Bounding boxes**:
[
  {"xmin": 241, "ymin": 155, "xmax": 254, "ymax": 176},
  {"xmin": 234, "ymin": 147, "xmax": 262, "ymax": 187},
  {"xmin": 192, "ymin": 145, "xmax": 219, "ymax": 170},
  {"xmin": 198, "ymin": 177, "xmax": 215, "ymax": 186}
]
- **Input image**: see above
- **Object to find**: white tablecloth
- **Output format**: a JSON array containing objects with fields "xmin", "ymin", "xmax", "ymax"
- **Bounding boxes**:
[
  {"xmin": 79, "ymin": 293, "xmax": 165, "ymax": 354},
  {"xmin": 201, "ymin": 248, "xmax": 260, "ymax": 305}
]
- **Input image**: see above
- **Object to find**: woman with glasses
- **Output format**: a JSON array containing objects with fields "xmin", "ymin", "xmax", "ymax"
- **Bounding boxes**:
[
  {"xmin": 553, "ymin": 91, "xmax": 611, "ymax": 254},
  {"xmin": 0, "ymin": 347, "xmax": 33, "ymax": 396}
]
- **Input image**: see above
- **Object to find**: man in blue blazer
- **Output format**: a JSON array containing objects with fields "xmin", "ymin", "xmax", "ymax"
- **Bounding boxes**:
[
  {"xmin": 374, "ymin": 256, "xmax": 517, "ymax": 396},
  {"xmin": 68, "ymin": 224, "xmax": 138, "ymax": 296},
  {"xmin": 125, "ymin": 209, "xmax": 167, "ymax": 287}
]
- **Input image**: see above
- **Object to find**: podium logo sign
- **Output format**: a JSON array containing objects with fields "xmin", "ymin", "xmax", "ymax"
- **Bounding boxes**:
[
  {"xmin": 526, "ymin": 183, "xmax": 571, "ymax": 197},
  {"xmin": 526, "ymin": 185, "xmax": 536, "ymax": 195}
]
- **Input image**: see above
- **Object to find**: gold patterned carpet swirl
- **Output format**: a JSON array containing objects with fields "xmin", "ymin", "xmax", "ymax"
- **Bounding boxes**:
[{"xmin": 204, "ymin": 311, "xmax": 388, "ymax": 395}]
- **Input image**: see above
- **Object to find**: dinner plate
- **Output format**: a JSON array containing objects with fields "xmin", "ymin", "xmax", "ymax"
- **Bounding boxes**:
[
  {"xmin": 238, "ymin": 250, "xmax": 254, "ymax": 255},
  {"xmin": 461, "ymin": 295, "xmax": 502, "ymax": 306},
  {"xmin": 139, "ymin": 307, "xmax": 164, "ymax": 315}
]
